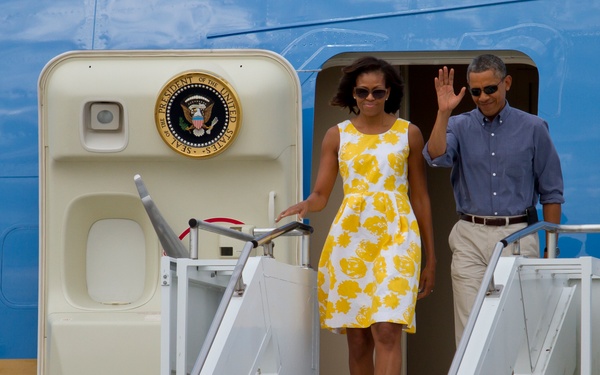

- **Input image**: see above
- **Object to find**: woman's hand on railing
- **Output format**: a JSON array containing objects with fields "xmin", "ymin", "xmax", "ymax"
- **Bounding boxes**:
[{"xmin": 276, "ymin": 201, "xmax": 310, "ymax": 222}]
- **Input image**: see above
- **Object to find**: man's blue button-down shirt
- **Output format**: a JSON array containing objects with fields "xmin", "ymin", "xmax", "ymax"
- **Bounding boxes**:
[{"xmin": 423, "ymin": 102, "xmax": 564, "ymax": 217}]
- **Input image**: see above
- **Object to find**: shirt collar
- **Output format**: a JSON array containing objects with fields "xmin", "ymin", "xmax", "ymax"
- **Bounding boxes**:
[{"xmin": 477, "ymin": 101, "xmax": 512, "ymax": 124}]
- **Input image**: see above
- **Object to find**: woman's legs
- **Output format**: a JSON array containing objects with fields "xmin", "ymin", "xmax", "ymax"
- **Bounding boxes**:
[
  {"xmin": 347, "ymin": 328, "xmax": 375, "ymax": 375},
  {"xmin": 346, "ymin": 323, "xmax": 403, "ymax": 375},
  {"xmin": 371, "ymin": 322, "xmax": 403, "ymax": 375}
]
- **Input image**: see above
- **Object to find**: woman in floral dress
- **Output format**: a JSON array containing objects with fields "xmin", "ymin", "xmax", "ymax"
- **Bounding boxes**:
[{"xmin": 277, "ymin": 56, "xmax": 436, "ymax": 375}]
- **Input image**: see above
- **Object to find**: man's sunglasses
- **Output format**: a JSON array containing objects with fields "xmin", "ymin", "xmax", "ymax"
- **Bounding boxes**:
[
  {"xmin": 469, "ymin": 78, "xmax": 505, "ymax": 96},
  {"xmin": 354, "ymin": 87, "xmax": 387, "ymax": 100}
]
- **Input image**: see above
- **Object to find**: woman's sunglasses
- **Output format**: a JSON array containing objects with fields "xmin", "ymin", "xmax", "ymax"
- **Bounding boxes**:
[
  {"xmin": 354, "ymin": 87, "xmax": 387, "ymax": 100},
  {"xmin": 469, "ymin": 78, "xmax": 505, "ymax": 96}
]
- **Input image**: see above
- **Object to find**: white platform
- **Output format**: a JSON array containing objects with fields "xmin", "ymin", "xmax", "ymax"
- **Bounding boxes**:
[
  {"xmin": 455, "ymin": 256, "xmax": 600, "ymax": 375},
  {"xmin": 161, "ymin": 256, "xmax": 318, "ymax": 375}
]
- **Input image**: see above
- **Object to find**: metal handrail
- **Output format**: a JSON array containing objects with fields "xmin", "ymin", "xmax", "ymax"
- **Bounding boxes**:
[
  {"xmin": 448, "ymin": 222, "xmax": 600, "ymax": 374},
  {"xmin": 135, "ymin": 174, "xmax": 189, "ymax": 258},
  {"xmin": 189, "ymin": 218, "xmax": 256, "ymax": 242},
  {"xmin": 188, "ymin": 218, "xmax": 314, "ymax": 266},
  {"xmin": 190, "ymin": 221, "xmax": 313, "ymax": 375}
]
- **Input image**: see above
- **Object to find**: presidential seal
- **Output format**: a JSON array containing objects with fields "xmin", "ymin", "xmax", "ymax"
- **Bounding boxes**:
[{"xmin": 155, "ymin": 71, "xmax": 242, "ymax": 158}]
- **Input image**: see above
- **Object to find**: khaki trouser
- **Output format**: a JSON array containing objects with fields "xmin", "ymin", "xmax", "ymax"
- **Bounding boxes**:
[{"xmin": 449, "ymin": 219, "xmax": 539, "ymax": 347}]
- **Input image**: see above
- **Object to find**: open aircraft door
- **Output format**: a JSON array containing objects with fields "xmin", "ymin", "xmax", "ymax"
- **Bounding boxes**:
[{"xmin": 38, "ymin": 50, "xmax": 309, "ymax": 374}]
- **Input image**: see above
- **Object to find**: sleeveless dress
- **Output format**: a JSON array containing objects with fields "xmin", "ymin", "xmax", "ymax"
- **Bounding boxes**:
[{"xmin": 318, "ymin": 118, "xmax": 421, "ymax": 334}]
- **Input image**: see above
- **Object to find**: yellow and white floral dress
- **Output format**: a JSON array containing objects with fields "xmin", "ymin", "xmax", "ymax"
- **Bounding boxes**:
[{"xmin": 318, "ymin": 118, "xmax": 421, "ymax": 334}]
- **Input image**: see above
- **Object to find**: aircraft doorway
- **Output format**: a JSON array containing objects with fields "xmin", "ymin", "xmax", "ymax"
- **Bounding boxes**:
[{"xmin": 310, "ymin": 51, "xmax": 539, "ymax": 375}]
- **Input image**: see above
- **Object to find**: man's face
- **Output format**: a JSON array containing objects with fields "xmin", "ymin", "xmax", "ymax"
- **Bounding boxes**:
[{"xmin": 468, "ymin": 70, "xmax": 511, "ymax": 118}]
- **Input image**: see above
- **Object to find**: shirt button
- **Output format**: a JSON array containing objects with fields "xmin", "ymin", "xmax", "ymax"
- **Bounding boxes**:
[
  {"xmin": 492, "ymin": 173, "xmax": 496, "ymax": 176},
  {"xmin": 493, "ymin": 192, "xmax": 497, "ymax": 196},
  {"xmin": 491, "ymin": 152, "xmax": 495, "ymax": 156},
  {"xmin": 494, "ymin": 212, "xmax": 498, "ymax": 215},
  {"xmin": 491, "ymin": 133, "xmax": 495, "ymax": 136}
]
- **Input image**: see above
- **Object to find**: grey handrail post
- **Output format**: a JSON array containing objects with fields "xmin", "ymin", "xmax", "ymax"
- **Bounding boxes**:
[
  {"xmin": 547, "ymin": 228, "xmax": 558, "ymax": 258},
  {"xmin": 189, "ymin": 225, "xmax": 199, "ymax": 259},
  {"xmin": 511, "ymin": 239, "xmax": 521, "ymax": 256},
  {"xmin": 302, "ymin": 232, "xmax": 311, "ymax": 268},
  {"xmin": 263, "ymin": 241, "xmax": 274, "ymax": 257},
  {"xmin": 485, "ymin": 243, "xmax": 505, "ymax": 296}
]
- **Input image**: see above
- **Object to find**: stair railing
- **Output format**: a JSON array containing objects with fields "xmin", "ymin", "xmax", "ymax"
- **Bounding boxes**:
[{"xmin": 449, "ymin": 222, "xmax": 600, "ymax": 375}]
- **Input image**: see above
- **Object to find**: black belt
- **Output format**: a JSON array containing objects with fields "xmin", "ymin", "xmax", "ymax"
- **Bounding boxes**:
[{"xmin": 459, "ymin": 214, "xmax": 527, "ymax": 226}]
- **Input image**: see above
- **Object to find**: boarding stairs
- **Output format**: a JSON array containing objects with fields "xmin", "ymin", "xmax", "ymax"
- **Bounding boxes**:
[
  {"xmin": 135, "ymin": 175, "xmax": 319, "ymax": 375},
  {"xmin": 449, "ymin": 222, "xmax": 600, "ymax": 375}
]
